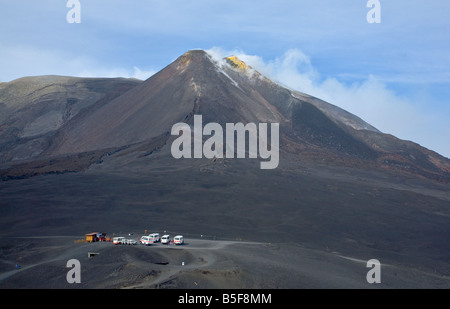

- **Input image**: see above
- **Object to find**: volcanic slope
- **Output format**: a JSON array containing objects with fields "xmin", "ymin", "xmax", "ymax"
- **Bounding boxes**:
[{"xmin": 0, "ymin": 75, "xmax": 141, "ymax": 172}]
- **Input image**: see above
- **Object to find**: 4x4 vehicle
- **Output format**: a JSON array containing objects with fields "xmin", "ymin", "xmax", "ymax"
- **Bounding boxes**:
[
  {"xmin": 125, "ymin": 239, "xmax": 137, "ymax": 245},
  {"xmin": 140, "ymin": 236, "xmax": 153, "ymax": 245},
  {"xmin": 149, "ymin": 233, "xmax": 160, "ymax": 242},
  {"xmin": 173, "ymin": 235, "xmax": 184, "ymax": 245},
  {"xmin": 161, "ymin": 235, "xmax": 171, "ymax": 244}
]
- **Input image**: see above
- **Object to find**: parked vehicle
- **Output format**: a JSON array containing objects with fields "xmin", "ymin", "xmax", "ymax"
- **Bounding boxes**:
[
  {"xmin": 161, "ymin": 234, "xmax": 171, "ymax": 244},
  {"xmin": 126, "ymin": 239, "xmax": 137, "ymax": 245},
  {"xmin": 149, "ymin": 233, "xmax": 161, "ymax": 242},
  {"xmin": 140, "ymin": 235, "xmax": 153, "ymax": 245},
  {"xmin": 173, "ymin": 235, "xmax": 184, "ymax": 245},
  {"xmin": 113, "ymin": 237, "xmax": 125, "ymax": 245}
]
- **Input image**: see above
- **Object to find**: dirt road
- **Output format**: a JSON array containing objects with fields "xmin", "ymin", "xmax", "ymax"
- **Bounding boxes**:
[{"xmin": 1, "ymin": 235, "xmax": 448, "ymax": 289}]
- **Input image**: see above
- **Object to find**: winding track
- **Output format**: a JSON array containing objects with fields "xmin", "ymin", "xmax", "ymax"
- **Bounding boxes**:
[{"xmin": 0, "ymin": 236, "xmax": 258, "ymax": 286}]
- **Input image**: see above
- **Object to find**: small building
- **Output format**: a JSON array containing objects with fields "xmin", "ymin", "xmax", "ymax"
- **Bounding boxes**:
[{"xmin": 85, "ymin": 232, "xmax": 106, "ymax": 242}]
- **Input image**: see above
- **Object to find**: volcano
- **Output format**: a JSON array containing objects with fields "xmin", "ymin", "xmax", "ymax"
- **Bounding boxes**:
[
  {"xmin": 0, "ymin": 50, "xmax": 449, "ymax": 288},
  {"xmin": 1, "ymin": 50, "xmax": 448, "ymax": 181}
]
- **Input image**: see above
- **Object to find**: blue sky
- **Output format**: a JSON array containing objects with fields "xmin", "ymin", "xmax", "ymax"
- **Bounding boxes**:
[{"xmin": 1, "ymin": 1, "xmax": 449, "ymax": 157}]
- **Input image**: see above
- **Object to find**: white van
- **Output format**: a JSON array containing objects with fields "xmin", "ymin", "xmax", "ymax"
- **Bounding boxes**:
[
  {"xmin": 173, "ymin": 235, "xmax": 184, "ymax": 245},
  {"xmin": 113, "ymin": 237, "xmax": 125, "ymax": 245},
  {"xmin": 140, "ymin": 235, "xmax": 153, "ymax": 245},
  {"xmin": 149, "ymin": 233, "xmax": 160, "ymax": 242},
  {"xmin": 161, "ymin": 235, "xmax": 171, "ymax": 244}
]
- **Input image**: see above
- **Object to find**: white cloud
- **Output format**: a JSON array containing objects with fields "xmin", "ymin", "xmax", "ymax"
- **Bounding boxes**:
[
  {"xmin": 0, "ymin": 45, "xmax": 156, "ymax": 82},
  {"xmin": 131, "ymin": 67, "xmax": 157, "ymax": 80},
  {"xmin": 77, "ymin": 66, "xmax": 156, "ymax": 80}
]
